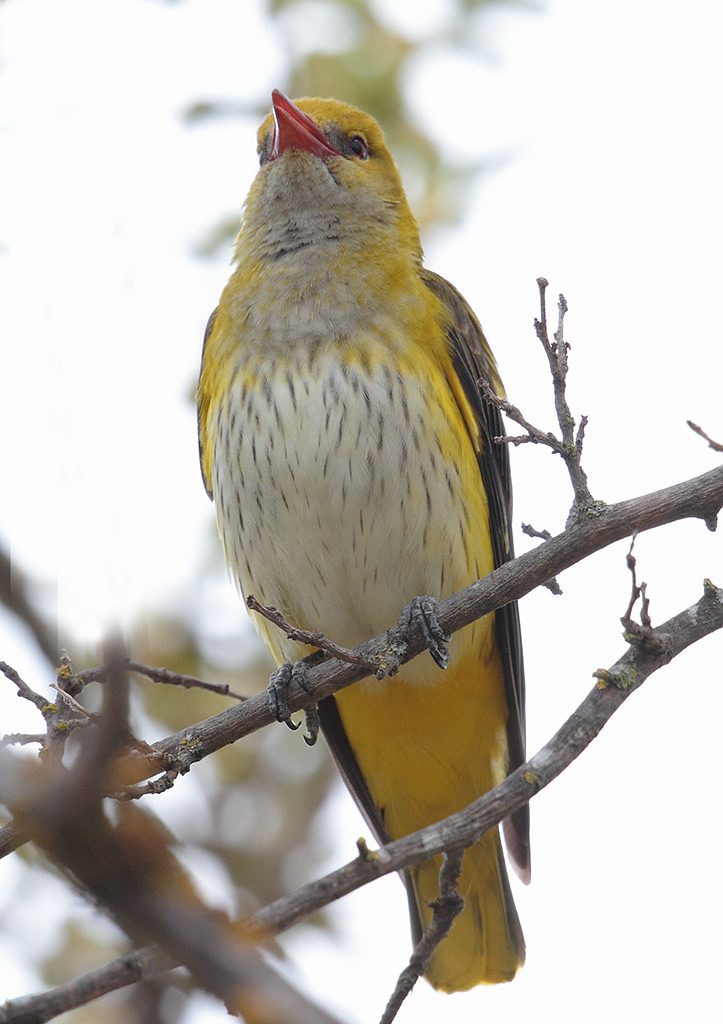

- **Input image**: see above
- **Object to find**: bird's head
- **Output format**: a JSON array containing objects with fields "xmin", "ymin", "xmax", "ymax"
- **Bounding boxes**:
[{"xmin": 238, "ymin": 91, "xmax": 422, "ymax": 264}]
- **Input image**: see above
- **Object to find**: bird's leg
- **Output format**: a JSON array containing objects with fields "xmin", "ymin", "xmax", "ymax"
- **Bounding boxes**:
[
  {"xmin": 381, "ymin": 595, "xmax": 450, "ymax": 677},
  {"xmin": 267, "ymin": 650, "xmax": 325, "ymax": 745}
]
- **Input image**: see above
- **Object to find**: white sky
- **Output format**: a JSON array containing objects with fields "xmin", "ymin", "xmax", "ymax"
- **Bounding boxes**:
[{"xmin": 1, "ymin": 0, "xmax": 722, "ymax": 1022}]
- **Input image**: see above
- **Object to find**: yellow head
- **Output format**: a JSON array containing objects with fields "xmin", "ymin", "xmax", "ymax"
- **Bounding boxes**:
[{"xmin": 236, "ymin": 91, "xmax": 422, "ymax": 265}]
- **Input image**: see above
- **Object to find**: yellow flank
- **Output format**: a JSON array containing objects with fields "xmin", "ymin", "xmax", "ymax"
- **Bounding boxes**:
[{"xmin": 197, "ymin": 93, "xmax": 526, "ymax": 991}]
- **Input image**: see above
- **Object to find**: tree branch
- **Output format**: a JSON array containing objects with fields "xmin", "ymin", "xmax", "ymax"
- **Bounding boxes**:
[
  {"xmin": 0, "ymin": 643, "xmax": 344, "ymax": 1024},
  {"xmin": 6, "ymin": 581, "xmax": 720, "ymax": 1020},
  {"xmin": 144, "ymin": 464, "xmax": 723, "ymax": 778},
  {"xmin": 0, "ymin": 546, "xmax": 58, "ymax": 668},
  {"xmin": 245, "ymin": 581, "xmax": 723, "ymax": 938},
  {"xmin": 2, "ymin": 464, "xmax": 721, "ymax": 834},
  {"xmin": 0, "ymin": 947, "xmax": 176, "ymax": 1024}
]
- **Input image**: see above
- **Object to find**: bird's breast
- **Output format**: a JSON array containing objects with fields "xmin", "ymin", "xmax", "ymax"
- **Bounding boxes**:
[{"xmin": 211, "ymin": 336, "xmax": 494, "ymax": 678}]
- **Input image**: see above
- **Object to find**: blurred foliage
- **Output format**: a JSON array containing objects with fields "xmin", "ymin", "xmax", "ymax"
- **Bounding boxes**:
[
  {"xmin": 0, "ymin": 0, "xmax": 522, "ymax": 1020},
  {"xmin": 191, "ymin": 0, "xmax": 518, "ymax": 252}
]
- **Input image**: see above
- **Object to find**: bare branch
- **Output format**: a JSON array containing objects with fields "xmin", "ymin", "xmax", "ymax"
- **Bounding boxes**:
[
  {"xmin": 520, "ymin": 523, "xmax": 562, "ymax": 595},
  {"xmin": 31, "ymin": 579, "xmax": 722, "ymax": 1016},
  {"xmin": 521, "ymin": 523, "xmax": 553, "ymax": 542},
  {"xmin": 0, "ymin": 946, "xmax": 176, "ymax": 1024},
  {"xmin": 1, "ymin": 463, "xmax": 721, "ymax": 869},
  {"xmin": 0, "ymin": 733, "xmax": 46, "ymax": 748},
  {"xmin": 687, "ymin": 419, "xmax": 723, "ymax": 452},
  {"xmin": 0, "ymin": 820, "xmax": 26, "ymax": 859},
  {"xmin": 247, "ymin": 581, "xmax": 723, "ymax": 940},
  {"xmin": 484, "ymin": 279, "xmax": 599, "ymax": 520},
  {"xmin": 0, "ymin": 660, "xmax": 81, "ymax": 768},
  {"xmin": 114, "ymin": 766, "xmax": 184, "ymax": 803},
  {"xmin": 141, "ymin": 464, "xmax": 723, "ymax": 783},
  {"xmin": 125, "ymin": 661, "xmax": 249, "ymax": 702},
  {"xmin": 0, "ymin": 661, "xmax": 49, "ymax": 713},
  {"xmin": 0, "ymin": 639, "xmax": 345, "ymax": 1024},
  {"xmin": 0, "ymin": 546, "xmax": 58, "ymax": 668},
  {"xmin": 74, "ymin": 660, "xmax": 249, "ymax": 702}
]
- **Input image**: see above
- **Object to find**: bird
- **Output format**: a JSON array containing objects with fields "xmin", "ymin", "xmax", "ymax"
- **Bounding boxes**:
[{"xmin": 197, "ymin": 89, "xmax": 529, "ymax": 992}]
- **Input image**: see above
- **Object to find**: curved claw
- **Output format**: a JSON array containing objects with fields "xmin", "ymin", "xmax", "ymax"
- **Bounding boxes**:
[
  {"xmin": 303, "ymin": 704, "xmax": 320, "ymax": 746},
  {"xmin": 268, "ymin": 659, "xmax": 321, "ymax": 741},
  {"xmin": 400, "ymin": 595, "xmax": 450, "ymax": 670},
  {"xmin": 268, "ymin": 662, "xmax": 300, "ymax": 729}
]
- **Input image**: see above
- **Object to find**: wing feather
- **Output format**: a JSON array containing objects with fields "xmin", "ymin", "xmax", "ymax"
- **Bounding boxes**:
[
  {"xmin": 197, "ymin": 307, "xmax": 219, "ymax": 499},
  {"xmin": 421, "ymin": 269, "xmax": 530, "ymax": 883}
]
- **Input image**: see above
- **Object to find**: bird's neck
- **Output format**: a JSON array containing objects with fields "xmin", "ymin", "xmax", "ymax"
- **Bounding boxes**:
[{"xmin": 226, "ymin": 215, "xmax": 426, "ymax": 353}]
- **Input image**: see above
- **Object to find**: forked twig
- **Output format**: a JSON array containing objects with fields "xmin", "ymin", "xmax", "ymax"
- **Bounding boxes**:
[
  {"xmin": 619, "ymin": 536, "xmax": 671, "ymax": 657},
  {"xmin": 482, "ymin": 278, "xmax": 603, "ymax": 524}
]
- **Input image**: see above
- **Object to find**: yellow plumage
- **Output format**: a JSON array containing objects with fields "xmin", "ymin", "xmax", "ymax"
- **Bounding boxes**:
[{"xmin": 197, "ymin": 92, "xmax": 528, "ymax": 990}]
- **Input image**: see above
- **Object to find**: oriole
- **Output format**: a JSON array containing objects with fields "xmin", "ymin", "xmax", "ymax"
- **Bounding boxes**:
[{"xmin": 197, "ymin": 90, "xmax": 529, "ymax": 991}]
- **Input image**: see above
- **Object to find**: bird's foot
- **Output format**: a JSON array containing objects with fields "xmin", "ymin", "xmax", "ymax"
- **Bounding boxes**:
[
  {"xmin": 267, "ymin": 655, "xmax": 322, "ymax": 746},
  {"xmin": 379, "ymin": 595, "xmax": 450, "ymax": 677}
]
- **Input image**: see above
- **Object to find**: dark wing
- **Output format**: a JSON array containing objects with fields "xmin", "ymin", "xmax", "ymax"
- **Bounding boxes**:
[
  {"xmin": 317, "ymin": 697, "xmax": 391, "ymax": 847},
  {"xmin": 318, "ymin": 672, "xmax": 421, "ymax": 937},
  {"xmin": 421, "ymin": 269, "xmax": 530, "ymax": 884},
  {"xmin": 197, "ymin": 307, "xmax": 218, "ymax": 499}
]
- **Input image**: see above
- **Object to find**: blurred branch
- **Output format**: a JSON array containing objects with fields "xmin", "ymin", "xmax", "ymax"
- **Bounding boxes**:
[
  {"xmin": 0, "ymin": 641, "xmax": 343, "ymax": 1024},
  {"xmin": 0, "ymin": 546, "xmax": 57, "ymax": 667},
  {"xmin": 0, "ymin": 946, "xmax": 176, "ymax": 1024}
]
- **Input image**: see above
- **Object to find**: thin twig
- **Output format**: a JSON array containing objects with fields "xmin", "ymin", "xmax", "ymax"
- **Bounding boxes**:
[
  {"xmin": 0, "ymin": 661, "xmax": 49, "ymax": 712},
  {"xmin": 379, "ymin": 851, "xmax": 464, "ymax": 1023},
  {"xmin": 520, "ymin": 523, "xmax": 562, "ymax": 594},
  {"xmin": 246, "ymin": 595, "xmax": 379, "ymax": 672},
  {"xmin": 114, "ymin": 767, "xmax": 183, "ymax": 802},
  {"xmin": 126, "ymin": 661, "xmax": 248, "ymax": 702},
  {"xmin": 534, "ymin": 279, "xmax": 596, "ymax": 517},
  {"xmin": 687, "ymin": 419, "xmax": 723, "ymax": 453},
  {"xmin": 0, "ymin": 733, "xmax": 46, "ymax": 748},
  {"xmin": 521, "ymin": 523, "xmax": 553, "ymax": 542},
  {"xmin": 620, "ymin": 537, "xmax": 670, "ymax": 656},
  {"xmin": 481, "ymin": 281, "xmax": 598, "ymax": 521},
  {"xmin": 478, "ymin": 381, "xmax": 564, "ymax": 454},
  {"xmin": 50, "ymin": 683, "xmax": 94, "ymax": 718},
  {"xmin": 76, "ymin": 661, "xmax": 249, "ymax": 702}
]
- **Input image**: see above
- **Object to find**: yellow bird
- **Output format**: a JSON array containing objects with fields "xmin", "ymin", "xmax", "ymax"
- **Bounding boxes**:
[{"xmin": 197, "ymin": 90, "xmax": 529, "ymax": 991}]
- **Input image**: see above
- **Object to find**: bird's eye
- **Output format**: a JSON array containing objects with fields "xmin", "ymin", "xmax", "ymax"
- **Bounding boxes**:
[{"xmin": 349, "ymin": 135, "xmax": 369, "ymax": 160}]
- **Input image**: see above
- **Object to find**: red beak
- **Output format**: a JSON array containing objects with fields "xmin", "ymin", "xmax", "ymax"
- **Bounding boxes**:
[{"xmin": 269, "ymin": 90, "xmax": 341, "ymax": 161}]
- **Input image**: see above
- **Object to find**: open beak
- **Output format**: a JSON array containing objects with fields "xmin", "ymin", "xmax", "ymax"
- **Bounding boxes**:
[{"xmin": 269, "ymin": 89, "xmax": 342, "ymax": 161}]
